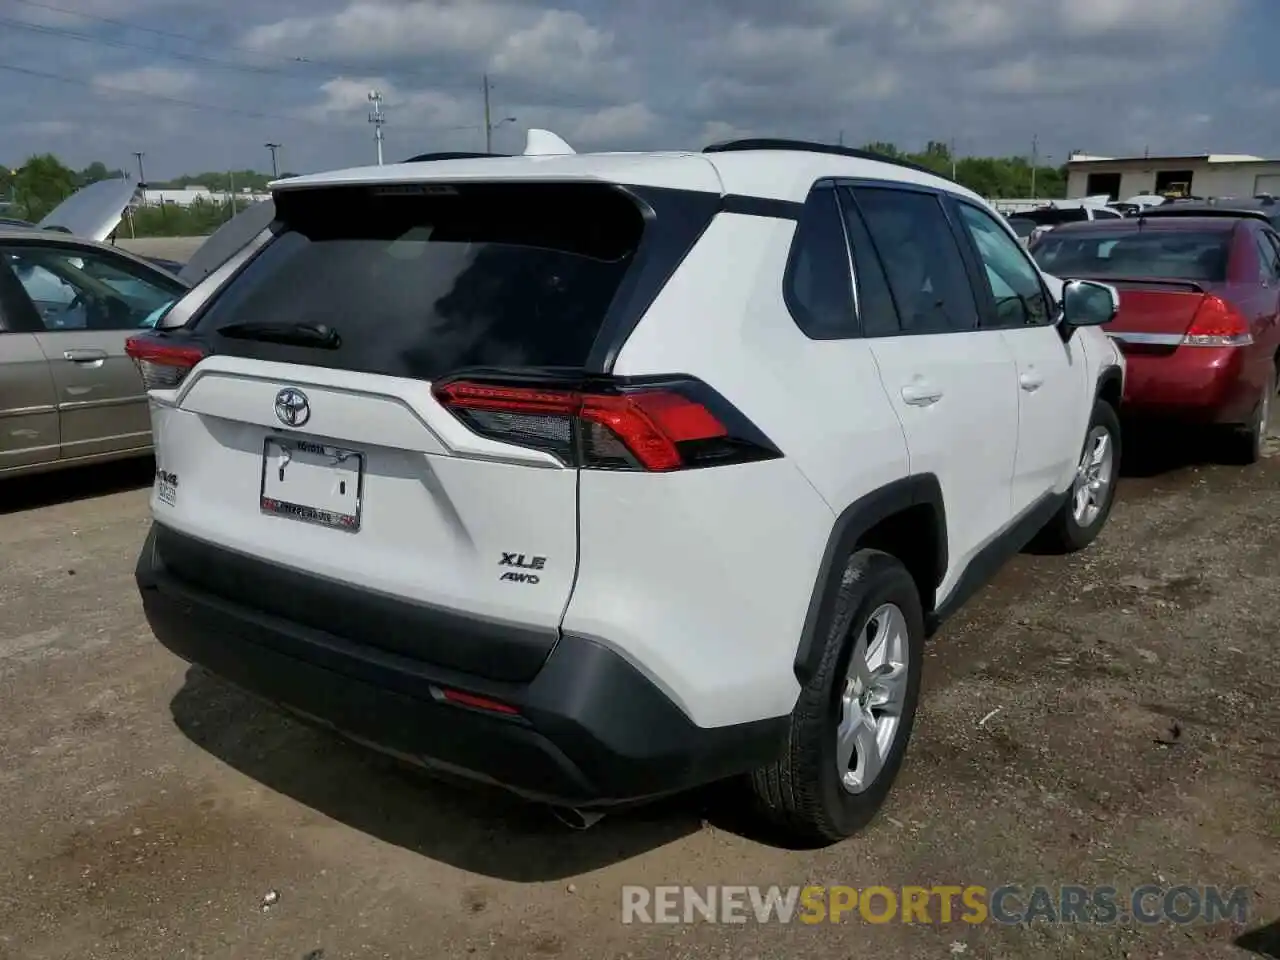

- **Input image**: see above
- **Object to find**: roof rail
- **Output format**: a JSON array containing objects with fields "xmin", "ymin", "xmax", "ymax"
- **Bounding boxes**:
[
  {"xmin": 401, "ymin": 151, "xmax": 510, "ymax": 163},
  {"xmin": 1137, "ymin": 205, "xmax": 1273, "ymax": 224},
  {"xmin": 702, "ymin": 138, "xmax": 951, "ymax": 180}
]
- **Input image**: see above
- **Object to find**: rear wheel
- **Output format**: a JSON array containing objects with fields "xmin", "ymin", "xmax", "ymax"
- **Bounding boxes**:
[
  {"xmin": 1225, "ymin": 367, "xmax": 1275, "ymax": 466},
  {"xmin": 1038, "ymin": 399, "xmax": 1121, "ymax": 554},
  {"xmin": 750, "ymin": 549, "xmax": 923, "ymax": 844}
]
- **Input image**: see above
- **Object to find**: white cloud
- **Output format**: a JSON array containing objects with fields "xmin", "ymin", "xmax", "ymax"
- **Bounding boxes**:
[
  {"xmin": 0, "ymin": 0, "xmax": 1269, "ymax": 179},
  {"xmin": 569, "ymin": 102, "xmax": 658, "ymax": 145},
  {"xmin": 303, "ymin": 76, "xmax": 470, "ymax": 130},
  {"xmin": 242, "ymin": 0, "xmax": 522, "ymax": 61},
  {"xmin": 489, "ymin": 10, "xmax": 615, "ymax": 81},
  {"xmin": 93, "ymin": 67, "xmax": 197, "ymax": 97}
]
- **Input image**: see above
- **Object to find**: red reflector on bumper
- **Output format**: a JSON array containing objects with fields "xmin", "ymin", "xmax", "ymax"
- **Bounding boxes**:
[{"xmin": 438, "ymin": 688, "xmax": 521, "ymax": 715}]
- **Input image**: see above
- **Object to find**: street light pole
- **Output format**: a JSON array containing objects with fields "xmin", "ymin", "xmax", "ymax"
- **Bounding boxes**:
[{"xmin": 264, "ymin": 142, "xmax": 281, "ymax": 179}]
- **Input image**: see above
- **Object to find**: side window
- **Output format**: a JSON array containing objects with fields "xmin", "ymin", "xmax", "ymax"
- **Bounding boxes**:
[
  {"xmin": 784, "ymin": 187, "xmax": 857, "ymax": 338},
  {"xmin": 836, "ymin": 188, "xmax": 901, "ymax": 337},
  {"xmin": 954, "ymin": 202, "xmax": 1053, "ymax": 327},
  {"xmin": 849, "ymin": 186, "xmax": 979, "ymax": 334},
  {"xmin": 1252, "ymin": 231, "xmax": 1279, "ymax": 283},
  {"xmin": 0, "ymin": 245, "xmax": 182, "ymax": 331}
]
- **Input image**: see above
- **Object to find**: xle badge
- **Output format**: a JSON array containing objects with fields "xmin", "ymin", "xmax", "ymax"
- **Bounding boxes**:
[{"xmin": 499, "ymin": 552, "xmax": 546, "ymax": 584}]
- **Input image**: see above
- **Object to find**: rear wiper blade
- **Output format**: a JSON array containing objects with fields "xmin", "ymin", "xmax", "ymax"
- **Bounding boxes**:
[{"xmin": 216, "ymin": 321, "xmax": 341, "ymax": 348}]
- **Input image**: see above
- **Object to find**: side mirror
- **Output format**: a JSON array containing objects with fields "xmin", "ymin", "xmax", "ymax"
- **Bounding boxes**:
[{"xmin": 1060, "ymin": 279, "xmax": 1119, "ymax": 328}]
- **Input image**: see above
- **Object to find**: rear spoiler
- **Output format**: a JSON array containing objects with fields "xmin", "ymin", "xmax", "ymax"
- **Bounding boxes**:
[{"xmin": 1069, "ymin": 276, "xmax": 1207, "ymax": 293}]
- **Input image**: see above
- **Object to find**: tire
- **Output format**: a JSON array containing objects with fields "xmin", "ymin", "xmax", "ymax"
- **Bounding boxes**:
[
  {"xmin": 1038, "ymin": 398, "xmax": 1122, "ymax": 554},
  {"xmin": 750, "ymin": 549, "xmax": 924, "ymax": 844},
  {"xmin": 1224, "ymin": 367, "xmax": 1275, "ymax": 466}
]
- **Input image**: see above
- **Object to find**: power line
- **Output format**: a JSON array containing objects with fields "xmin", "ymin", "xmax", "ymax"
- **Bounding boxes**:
[
  {"xmin": 0, "ymin": 14, "xmax": 298, "ymax": 79},
  {"xmin": 0, "ymin": 61, "xmax": 481, "ymax": 138},
  {"xmin": 7, "ymin": 0, "xmax": 468, "ymax": 88},
  {"xmin": 0, "ymin": 61, "xmax": 347, "ymax": 126}
]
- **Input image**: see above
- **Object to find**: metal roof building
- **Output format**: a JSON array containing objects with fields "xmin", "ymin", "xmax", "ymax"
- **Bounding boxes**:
[{"xmin": 1065, "ymin": 152, "xmax": 1280, "ymax": 201}]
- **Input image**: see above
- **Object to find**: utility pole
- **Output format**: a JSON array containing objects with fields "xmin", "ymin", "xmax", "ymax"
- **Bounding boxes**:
[
  {"xmin": 264, "ymin": 142, "xmax": 281, "ymax": 179},
  {"xmin": 837, "ymin": 130, "xmax": 844, "ymax": 146},
  {"xmin": 367, "ymin": 90, "xmax": 385, "ymax": 165},
  {"xmin": 481, "ymin": 74, "xmax": 516, "ymax": 151},
  {"xmin": 227, "ymin": 169, "xmax": 235, "ymax": 221},
  {"xmin": 483, "ymin": 73, "xmax": 493, "ymax": 153},
  {"xmin": 1030, "ymin": 133, "xmax": 1039, "ymax": 199},
  {"xmin": 950, "ymin": 137, "xmax": 957, "ymax": 180}
]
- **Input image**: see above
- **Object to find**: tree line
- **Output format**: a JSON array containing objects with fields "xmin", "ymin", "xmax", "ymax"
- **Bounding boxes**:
[
  {"xmin": 0, "ymin": 153, "xmax": 278, "ymax": 237},
  {"xmin": 2, "ymin": 143, "xmax": 1069, "ymax": 238}
]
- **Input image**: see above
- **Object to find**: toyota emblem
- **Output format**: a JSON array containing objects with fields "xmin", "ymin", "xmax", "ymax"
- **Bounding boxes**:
[{"xmin": 274, "ymin": 388, "xmax": 310, "ymax": 428}]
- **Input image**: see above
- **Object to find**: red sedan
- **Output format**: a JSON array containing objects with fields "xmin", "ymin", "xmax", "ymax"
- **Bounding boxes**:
[{"xmin": 1031, "ymin": 213, "xmax": 1280, "ymax": 462}]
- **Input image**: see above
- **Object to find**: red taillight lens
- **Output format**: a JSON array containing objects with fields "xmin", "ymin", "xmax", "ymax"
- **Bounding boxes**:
[
  {"xmin": 1183, "ymin": 296, "xmax": 1253, "ymax": 346},
  {"xmin": 432, "ymin": 377, "xmax": 775, "ymax": 472},
  {"xmin": 125, "ymin": 336, "xmax": 208, "ymax": 389}
]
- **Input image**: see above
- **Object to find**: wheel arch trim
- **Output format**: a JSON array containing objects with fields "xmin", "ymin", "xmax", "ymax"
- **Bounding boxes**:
[{"xmin": 793, "ymin": 474, "xmax": 946, "ymax": 685}]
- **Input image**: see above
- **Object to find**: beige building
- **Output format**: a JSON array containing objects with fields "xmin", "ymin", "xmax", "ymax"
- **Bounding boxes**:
[{"xmin": 1065, "ymin": 153, "xmax": 1280, "ymax": 202}]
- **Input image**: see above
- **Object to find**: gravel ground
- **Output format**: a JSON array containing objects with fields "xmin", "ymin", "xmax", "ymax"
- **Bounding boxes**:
[{"xmin": 0, "ymin": 431, "xmax": 1276, "ymax": 960}]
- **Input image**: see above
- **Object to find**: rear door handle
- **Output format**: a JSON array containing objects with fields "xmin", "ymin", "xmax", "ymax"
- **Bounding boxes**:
[
  {"xmin": 1019, "ymin": 372, "xmax": 1044, "ymax": 392},
  {"xmin": 901, "ymin": 382, "xmax": 943, "ymax": 406},
  {"xmin": 63, "ymin": 348, "xmax": 108, "ymax": 363}
]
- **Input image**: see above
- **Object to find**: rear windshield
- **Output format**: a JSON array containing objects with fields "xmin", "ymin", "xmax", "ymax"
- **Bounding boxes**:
[
  {"xmin": 1031, "ymin": 230, "xmax": 1230, "ymax": 281},
  {"xmin": 194, "ymin": 183, "xmax": 646, "ymax": 379},
  {"xmin": 1017, "ymin": 208, "xmax": 1090, "ymax": 227},
  {"xmin": 1006, "ymin": 217, "xmax": 1037, "ymax": 238}
]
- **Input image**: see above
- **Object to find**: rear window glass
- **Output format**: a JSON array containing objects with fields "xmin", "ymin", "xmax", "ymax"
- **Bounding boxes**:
[
  {"xmin": 1031, "ymin": 230, "xmax": 1230, "ymax": 281},
  {"xmin": 1018, "ymin": 208, "xmax": 1089, "ymax": 227},
  {"xmin": 194, "ymin": 183, "xmax": 645, "ymax": 379},
  {"xmin": 1006, "ymin": 217, "xmax": 1037, "ymax": 238}
]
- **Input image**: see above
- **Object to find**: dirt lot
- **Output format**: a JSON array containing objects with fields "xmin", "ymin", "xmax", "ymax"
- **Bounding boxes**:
[{"xmin": 0, "ymin": 434, "xmax": 1277, "ymax": 960}]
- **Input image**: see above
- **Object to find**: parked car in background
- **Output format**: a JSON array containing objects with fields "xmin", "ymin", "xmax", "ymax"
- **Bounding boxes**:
[
  {"xmin": 1031, "ymin": 213, "xmax": 1280, "ymax": 462},
  {"xmin": 1137, "ymin": 195, "xmax": 1280, "ymax": 231},
  {"xmin": 0, "ymin": 225, "xmax": 190, "ymax": 477}
]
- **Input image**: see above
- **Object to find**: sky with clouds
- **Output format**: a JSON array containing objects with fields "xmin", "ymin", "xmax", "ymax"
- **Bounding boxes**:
[{"xmin": 1, "ymin": 0, "xmax": 1277, "ymax": 179}]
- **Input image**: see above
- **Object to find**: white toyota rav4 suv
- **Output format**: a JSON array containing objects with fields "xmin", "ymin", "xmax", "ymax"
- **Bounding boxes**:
[{"xmin": 129, "ymin": 137, "xmax": 1125, "ymax": 843}]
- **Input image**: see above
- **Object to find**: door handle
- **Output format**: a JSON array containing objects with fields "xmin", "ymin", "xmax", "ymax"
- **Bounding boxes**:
[
  {"xmin": 1019, "ymin": 372, "xmax": 1044, "ymax": 392},
  {"xmin": 901, "ymin": 382, "xmax": 943, "ymax": 406},
  {"xmin": 63, "ymin": 348, "xmax": 108, "ymax": 363}
]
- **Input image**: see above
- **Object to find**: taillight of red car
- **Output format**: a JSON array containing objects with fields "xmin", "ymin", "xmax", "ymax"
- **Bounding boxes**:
[
  {"xmin": 1182, "ymin": 295, "xmax": 1253, "ymax": 347},
  {"xmin": 432, "ymin": 376, "xmax": 782, "ymax": 472}
]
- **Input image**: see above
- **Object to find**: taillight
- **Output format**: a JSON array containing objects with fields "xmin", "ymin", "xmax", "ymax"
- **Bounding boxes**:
[
  {"xmin": 432, "ymin": 376, "xmax": 781, "ymax": 472},
  {"xmin": 124, "ymin": 335, "xmax": 208, "ymax": 390},
  {"xmin": 1183, "ymin": 296, "xmax": 1253, "ymax": 347}
]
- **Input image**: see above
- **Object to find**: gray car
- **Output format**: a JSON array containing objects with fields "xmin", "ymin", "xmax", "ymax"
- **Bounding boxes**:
[
  {"xmin": 0, "ymin": 227, "xmax": 188, "ymax": 477},
  {"xmin": 0, "ymin": 180, "xmax": 277, "ymax": 478}
]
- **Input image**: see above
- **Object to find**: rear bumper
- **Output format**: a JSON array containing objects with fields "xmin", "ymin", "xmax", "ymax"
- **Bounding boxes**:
[
  {"xmin": 136, "ymin": 523, "xmax": 787, "ymax": 808},
  {"xmin": 1119, "ymin": 345, "xmax": 1258, "ymax": 424}
]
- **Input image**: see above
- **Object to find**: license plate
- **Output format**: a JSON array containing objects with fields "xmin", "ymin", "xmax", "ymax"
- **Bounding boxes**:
[{"xmin": 260, "ymin": 437, "xmax": 363, "ymax": 531}]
